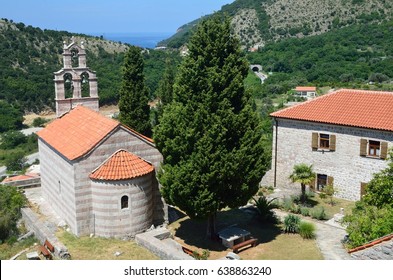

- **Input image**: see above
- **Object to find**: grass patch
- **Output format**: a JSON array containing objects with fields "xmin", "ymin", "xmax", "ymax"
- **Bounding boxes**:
[
  {"xmin": 56, "ymin": 230, "xmax": 159, "ymax": 260},
  {"xmin": 168, "ymin": 207, "xmax": 323, "ymax": 260},
  {"xmin": 0, "ymin": 236, "xmax": 38, "ymax": 260}
]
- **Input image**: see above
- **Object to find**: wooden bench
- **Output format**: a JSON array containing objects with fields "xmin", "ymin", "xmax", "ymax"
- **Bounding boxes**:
[
  {"xmin": 39, "ymin": 245, "xmax": 52, "ymax": 259},
  {"xmin": 232, "ymin": 238, "xmax": 258, "ymax": 253},
  {"xmin": 44, "ymin": 240, "xmax": 55, "ymax": 253},
  {"xmin": 182, "ymin": 246, "xmax": 201, "ymax": 259}
]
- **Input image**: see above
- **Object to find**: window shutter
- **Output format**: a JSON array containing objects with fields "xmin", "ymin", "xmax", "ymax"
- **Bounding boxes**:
[
  {"xmin": 360, "ymin": 139, "xmax": 367, "ymax": 156},
  {"xmin": 360, "ymin": 182, "xmax": 368, "ymax": 198},
  {"xmin": 327, "ymin": 176, "xmax": 334, "ymax": 186},
  {"xmin": 312, "ymin": 133, "xmax": 318, "ymax": 151},
  {"xmin": 329, "ymin": 135, "xmax": 336, "ymax": 151},
  {"xmin": 309, "ymin": 175, "xmax": 316, "ymax": 190},
  {"xmin": 380, "ymin": 142, "xmax": 388, "ymax": 159}
]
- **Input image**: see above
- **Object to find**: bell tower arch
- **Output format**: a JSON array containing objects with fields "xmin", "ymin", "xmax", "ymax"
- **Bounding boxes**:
[{"xmin": 54, "ymin": 37, "xmax": 99, "ymax": 117}]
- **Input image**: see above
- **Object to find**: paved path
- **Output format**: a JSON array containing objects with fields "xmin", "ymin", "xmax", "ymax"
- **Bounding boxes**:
[{"xmin": 274, "ymin": 209, "xmax": 352, "ymax": 260}]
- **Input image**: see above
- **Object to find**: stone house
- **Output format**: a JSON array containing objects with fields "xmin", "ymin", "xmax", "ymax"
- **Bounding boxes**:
[
  {"xmin": 262, "ymin": 89, "xmax": 393, "ymax": 201},
  {"xmin": 36, "ymin": 40, "xmax": 167, "ymax": 238},
  {"xmin": 295, "ymin": 86, "xmax": 317, "ymax": 100}
]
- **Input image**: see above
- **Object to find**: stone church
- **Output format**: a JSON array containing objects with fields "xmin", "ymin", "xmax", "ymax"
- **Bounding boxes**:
[{"xmin": 37, "ymin": 39, "xmax": 167, "ymax": 238}]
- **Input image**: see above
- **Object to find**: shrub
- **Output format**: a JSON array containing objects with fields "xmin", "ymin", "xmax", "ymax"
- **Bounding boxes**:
[
  {"xmin": 281, "ymin": 196, "xmax": 295, "ymax": 212},
  {"xmin": 32, "ymin": 117, "xmax": 49, "ymax": 127},
  {"xmin": 319, "ymin": 192, "xmax": 327, "ymax": 199},
  {"xmin": 300, "ymin": 207, "xmax": 310, "ymax": 216},
  {"xmin": 343, "ymin": 203, "xmax": 393, "ymax": 248},
  {"xmin": 311, "ymin": 207, "xmax": 327, "ymax": 220},
  {"xmin": 299, "ymin": 221, "xmax": 316, "ymax": 239},
  {"xmin": 283, "ymin": 214, "xmax": 300, "ymax": 233}
]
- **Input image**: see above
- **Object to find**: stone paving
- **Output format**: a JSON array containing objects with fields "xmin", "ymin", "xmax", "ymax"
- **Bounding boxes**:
[{"xmin": 274, "ymin": 209, "xmax": 352, "ymax": 260}]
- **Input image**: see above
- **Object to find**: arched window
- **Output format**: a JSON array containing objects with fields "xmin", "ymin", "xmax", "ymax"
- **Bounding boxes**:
[
  {"xmin": 63, "ymin": 73, "xmax": 73, "ymax": 98},
  {"xmin": 81, "ymin": 72, "xmax": 90, "ymax": 97},
  {"xmin": 71, "ymin": 48, "xmax": 79, "ymax": 68},
  {"xmin": 121, "ymin": 195, "xmax": 129, "ymax": 209}
]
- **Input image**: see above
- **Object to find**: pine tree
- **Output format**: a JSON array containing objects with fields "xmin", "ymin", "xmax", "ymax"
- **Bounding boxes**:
[
  {"xmin": 154, "ymin": 15, "xmax": 267, "ymax": 239},
  {"xmin": 118, "ymin": 46, "xmax": 151, "ymax": 137}
]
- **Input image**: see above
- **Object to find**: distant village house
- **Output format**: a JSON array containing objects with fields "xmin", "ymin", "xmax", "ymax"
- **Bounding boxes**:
[{"xmin": 295, "ymin": 86, "xmax": 317, "ymax": 100}]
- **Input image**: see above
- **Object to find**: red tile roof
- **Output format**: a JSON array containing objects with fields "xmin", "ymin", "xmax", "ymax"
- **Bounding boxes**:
[
  {"xmin": 295, "ymin": 86, "xmax": 316, "ymax": 91},
  {"xmin": 271, "ymin": 89, "xmax": 393, "ymax": 132},
  {"xmin": 89, "ymin": 149, "xmax": 154, "ymax": 181},
  {"xmin": 2, "ymin": 174, "xmax": 38, "ymax": 183},
  {"xmin": 37, "ymin": 106, "xmax": 153, "ymax": 161}
]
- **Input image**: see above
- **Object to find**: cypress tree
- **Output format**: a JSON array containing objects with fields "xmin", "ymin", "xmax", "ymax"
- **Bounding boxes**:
[
  {"xmin": 153, "ymin": 58, "xmax": 176, "ymax": 126},
  {"xmin": 118, "ymin": 46, "xmax": 151, "ymax": 137},
  {"xmin": 154, "ymin": 15, "xmax": 267, "ymax": 239}
]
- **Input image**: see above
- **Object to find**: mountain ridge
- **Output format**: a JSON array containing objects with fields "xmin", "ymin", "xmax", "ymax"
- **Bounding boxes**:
[{"xmin": 160, "ymin": 0, "xmax": 393, "ymax": 50}]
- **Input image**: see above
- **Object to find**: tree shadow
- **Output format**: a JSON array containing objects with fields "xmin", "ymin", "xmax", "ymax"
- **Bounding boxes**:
[{"xmin": 173, "ymin": 208, "xmax": 282, "ymax": 252}]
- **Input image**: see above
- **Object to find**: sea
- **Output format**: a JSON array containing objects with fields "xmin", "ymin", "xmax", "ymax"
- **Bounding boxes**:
[{"xmin": 90, "ymin": 32, "xmax": 174, "ymax": 49}]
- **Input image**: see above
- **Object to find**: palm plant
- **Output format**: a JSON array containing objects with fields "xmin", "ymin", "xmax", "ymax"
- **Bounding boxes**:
[
  {"xmin": 289, "ymin": 164, "xmax": 315, "ymax": 203},
  {"xmin": 253, "ymin": 195, "xmax": 277, "ymax": 222}
]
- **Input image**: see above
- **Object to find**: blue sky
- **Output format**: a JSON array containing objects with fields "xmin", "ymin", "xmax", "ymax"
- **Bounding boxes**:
[{"xmin": 0, "ymin": 0, "xmax": 234, "ymax": 35}]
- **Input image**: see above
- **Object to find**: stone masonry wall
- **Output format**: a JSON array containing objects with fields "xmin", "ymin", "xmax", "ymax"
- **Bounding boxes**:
[
  {"xmin": 90, "ymin": 174, "xmax": 154, "ymax": 238},
  {"xmin": 73, "ymin": 126, "xmax": 166, "ymax": 236},
  {"xmin": 38, "ymin": 140, "xmax": 78, "ymax": 233},
  {"xmin": 351, "ymin": 236, "xmax": 393, "ymax": 260},
  {"xmin": 265, "ymin": 119, "xmax": 393, "ymax": 201}
]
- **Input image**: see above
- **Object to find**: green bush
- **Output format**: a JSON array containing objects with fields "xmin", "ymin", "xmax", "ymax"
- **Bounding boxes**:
[
  {"xmin": 283, "ymin": 214, "xmax": 300, "ymax": 233},
  {"xmin": 32, "ymin": 117, "xmax": 49, "ymax": 127},
  {"xmin": 281, "ymin": 196, "xmax": 295, "ymax": 212},
  {"xmin": 311, "ymin": 207, "xmax": 327, "ymax": 220},
  {"xmin": 299, "ymin": 221, "xmax": 316, "ymax": 239},
  {"xmin": 300, "ymin": 207, "xmax": 310, "ymax": 216},
  {"xmin": 343, "ymin": 203, "xmax": 393, "ymax": 248}
]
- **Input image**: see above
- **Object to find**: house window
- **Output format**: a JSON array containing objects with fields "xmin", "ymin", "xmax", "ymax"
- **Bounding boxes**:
[
  {"xmin": 121, "ymin": 195, "xmax": 129, "ymax": 209},
  {"xmin": 312, "ymin": 133, "xmax": 336, "ymax": 151},
  {"xmin": 317, "ymin": 174, "xmax": 327, "ymax": 192},
  {"xmin": 360, "ymin": 139, "xmax": 388, "ymax": 159},
  {"xmin": 368, "ymin": 140, "xmax": 380, "ymax": 157},
  {"xmin": 319, "ymin": 134, "xmax": 330, "ymax": 149}
]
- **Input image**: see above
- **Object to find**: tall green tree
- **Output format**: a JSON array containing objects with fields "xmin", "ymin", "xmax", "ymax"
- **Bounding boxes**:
[
  {"xmin": 154, "ymin": 15, "xmax": 267, "ymax": 239},
  {"xmin": 289, "ymin": 164, "xmax": 315, "ymax": 202},
  {"xmin": 153, "ymin": 58, "xmax": 176, "ymax": 126},
  {"xmin": 118, "ymin": 46, "xmax": 152, "ymax": 137}
]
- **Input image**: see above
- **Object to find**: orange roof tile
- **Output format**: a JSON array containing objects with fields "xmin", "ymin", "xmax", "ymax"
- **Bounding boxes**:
[
  {"xmin": 271, "ymin": 89, "xmax": 393, "ymax": 132},
  {"xmin": 37, "ymin": 106, "xmax": 119, "ymax": 160},
  {"xmin": 2, "ymin": 174, "xmax": 38, "ymax": 182},
  {"xmin": 37, "ymin": 106, "xmax": 154, "ymax": 161},
  {"xmin": 89, "ymin": 149, "xmax": 154, "ymax": 181},
  {"xmin": 295, "ymin": 86, "xmax": 316, "ymax": 91}
]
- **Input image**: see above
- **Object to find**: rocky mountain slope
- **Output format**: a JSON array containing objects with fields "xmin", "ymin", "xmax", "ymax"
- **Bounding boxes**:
[{"xmin": 161, "ymin": 0, "xmax": 393, "ymax": 49}]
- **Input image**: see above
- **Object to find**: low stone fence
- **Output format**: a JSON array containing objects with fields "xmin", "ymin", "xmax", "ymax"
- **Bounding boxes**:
[
  {"xmin": 135, "ymin": 227, "xmax": 193, "ymax": 260},
  {"xmin": 350, "ymin": 233, "xmax": 393, "ymax": 260},
  {"xmin": 21, "ymin": 208, "xmax": 70, "ymax": 259},
  {"xmin": 2, "ymin": 177, "xmax": 41, "ymax": 189}
]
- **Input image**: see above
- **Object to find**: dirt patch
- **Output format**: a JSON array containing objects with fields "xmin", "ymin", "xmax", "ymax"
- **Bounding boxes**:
[{"xmin": 23, "ymin": 105, "xmax": 119, "ymax": 126}]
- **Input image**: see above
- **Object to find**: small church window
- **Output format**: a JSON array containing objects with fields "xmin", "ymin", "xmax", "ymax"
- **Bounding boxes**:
[{"xmin": 121, "ymin": 195, "xmax": 129, "ymax": 209}]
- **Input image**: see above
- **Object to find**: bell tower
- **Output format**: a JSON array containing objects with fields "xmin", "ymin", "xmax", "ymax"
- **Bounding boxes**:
[{"xmin": 54, "ymin": 37, "xmax": 99, "ymax": 117}]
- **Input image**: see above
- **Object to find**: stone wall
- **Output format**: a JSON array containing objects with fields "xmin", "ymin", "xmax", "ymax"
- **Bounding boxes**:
[
  {"xmin": 350, "ymin": 235, "xmax": 393, "ymax": 260},
  {"xmin": 90, "ymin": 174, "xmax": 154, "ymax": 238},
  {"xmin": 264, "ymin": 118, "xmax": 393, "ymax": 201},
  {"xmin": 135, "ymin": 228, "xmax": 193, "ymax": 260},
  {"xmin": 21, "ymin": 208, "xmax": 69, "ymax": 258},
  {"xmin": 73, "ymin": 126, "xmax": 166, "ymax": 236},
  {"xmin": 38, "ymin": 140, "xmax": 78, "ymax": 233}
]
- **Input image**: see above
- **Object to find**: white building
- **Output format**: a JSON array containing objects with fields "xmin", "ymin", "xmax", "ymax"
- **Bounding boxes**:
[{"xmin": 295, "ymin": 86, "xmax": 317, "ymax": 100}]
